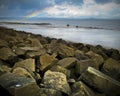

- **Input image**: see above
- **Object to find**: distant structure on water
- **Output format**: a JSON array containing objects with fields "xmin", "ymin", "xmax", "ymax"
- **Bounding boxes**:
[
  {"xmin": 67, "ymin": 24, "xmax": 70, "ymax": 27},
  {"xmin": 76, "ymin": 26, "xmax": 78, "ymax": 28},
  {"xmin": 66, "ymin": 24, "xmax": 79, "ymax": 28}
]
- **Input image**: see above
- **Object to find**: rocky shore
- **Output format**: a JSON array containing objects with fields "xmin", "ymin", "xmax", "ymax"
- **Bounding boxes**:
[{"xmin": 0, "ymin": 26, "xmax": 120, "ymax": 96}]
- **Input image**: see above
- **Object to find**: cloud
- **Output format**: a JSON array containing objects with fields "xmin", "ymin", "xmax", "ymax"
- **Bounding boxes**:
[
  {"xmin": 94, "ymin": 0, "xmax": 120, "ymax": 4},
  {"xmin": 43, "ymin": 0, "xmax": 120, "ymax": 18},
  {"xmin": 0, "ymin": 0, "xmax": 120, "ymax": 18}
]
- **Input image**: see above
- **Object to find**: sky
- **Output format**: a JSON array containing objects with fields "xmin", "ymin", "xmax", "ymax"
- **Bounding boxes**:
[{"xmin": 0, "ymin": 0, "xmax": 120, "ymax": 19}]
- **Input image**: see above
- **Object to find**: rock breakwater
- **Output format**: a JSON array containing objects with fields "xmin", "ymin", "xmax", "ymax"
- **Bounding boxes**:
[{"xmin": 0, "ymin": 26, "xmax": 120, "ymax": 96}]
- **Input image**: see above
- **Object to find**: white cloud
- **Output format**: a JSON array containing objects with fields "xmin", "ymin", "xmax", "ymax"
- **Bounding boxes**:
[{"xmin": 43, "ymin": 0, "xmax": 120, "ymax": 18}]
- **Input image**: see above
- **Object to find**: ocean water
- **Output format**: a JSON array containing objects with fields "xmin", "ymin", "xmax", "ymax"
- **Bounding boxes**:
[{"xmin": 0, "ymin": 18, "xmax": 120, "ymax": 50}]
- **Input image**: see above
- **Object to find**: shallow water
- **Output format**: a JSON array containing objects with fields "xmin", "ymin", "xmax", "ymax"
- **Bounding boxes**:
[{"xmin": 0, "ymin": 19, "xmax": 120, "ymax": 50}]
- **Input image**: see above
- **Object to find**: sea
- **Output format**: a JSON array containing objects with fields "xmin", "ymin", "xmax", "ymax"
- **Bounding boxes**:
[{"xmin": 0, "ymin": 17, "xmax": 120, "ymax": 50}]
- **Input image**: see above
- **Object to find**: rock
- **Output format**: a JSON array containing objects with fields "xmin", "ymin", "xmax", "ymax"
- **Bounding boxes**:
[
  {"xmin": 72, "ymin": 43, "xmax": 84, "ymax": 50},
  {"xmin": 28, "ymin": 38, "xmax": 43, "ymax": 48},
  {"xmin": 102, "ymin": 58, "xmax": 120, "ymax": 81},
  {"xmin": 39, "ymin": 53, "xmax": 58, "ymax": 71},
  {"xmin": 12, "ymin": 67, "xmax": 34, "ymax": 79},
  {"xmin": 57, "ymin": 57, "xmax": 77, "ymax": 69},
  {"xmin": 81, "ymin": 46, "xmax": 89, "ymax": 52},
  {"xmin": 5, "ymin": 35, "xmax": 18, "ymax": 46},
  {"xmin": 0, "ymin": 47, "xmax": 18, "ymax": 65},
  {"xmin": 97, "ymin": 52, "xmax": 108, "ymax": 61},
  {"xmin": 36, "ymin": 35, "xmax": 48, "ymax": 45},
  {"xmin": 90, "ymin": 46, "xmax": 108, "ymax": 60},
  {"xmin": 58, "ymin": 44, "xmax": 75, "ymax": 58},
  {"xmin": 26, "ymin": 48, "xmax": 46, "ymax": 58},
  {"xmin": 72, "ymin": 81, "xmax": 96, "ymax": 96},
  {"xmin": 43, "ymin": 70, "xmax": 71, "ymax": 95},
  {"xmin": 0, "ymin": 65, "xmax": 11, "ymax": 76},
  {"xmin": 79, "ymin": 67, "xmax": 120, "ymax": 96},
  {"xmin": 0, "ymin": 39, "xmax": 8, "ymax": 48},
  {"xmin": 39, "ymin": 88, "xmax": 62, "ymax": 96},
  {"xmin": 12, "ymin": 46, "xmax": 26, "ymax": 56},
  {"xmin": 0, "ymin": 60, "xmax": 11, "ymax": 75},
  {"xmin": 105, "ymin": 49, "xmax": 120, "ymax": 60},
  {"xmin": 13, "ymin": 58, "xmax": 35, "ymax": 72},
  {"xmin": 45, "ymin": 43, "xmax": 75, "ymax": 58},
  {"xmin": 86, "ymin": 51, "xmax": 104, "ymax": 69},
  {"xmin": 19, "ymin": 47, "xmax": 40, "ymax": 51},
  {"xmin": 50, "ymin": 65, "xmax": 71, "ymax": 78},
  {"xmin": 0, "ymin": 73, "xmax": 41, "ymax": 96},
  {"xmin": 74, "ymin": 50, "xmax": 89, "ymax": 60},
  {"xmin": 75, "ymin": 59, "xmax": 95, "ymax": 75}
]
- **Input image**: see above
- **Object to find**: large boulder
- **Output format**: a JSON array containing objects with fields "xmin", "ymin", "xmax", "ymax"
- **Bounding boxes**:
[
  {"xmin": 105, "ymin": 49, "xmax": 120, "ymax": 60},
  {"xmin": 57, "ymin": 57, "xmax": 77, "ymax": 69},
  {"xmin": 0, "ymin": 39, "xmax": 8, "ymax": 48},
  {"xmin": 0, "ymin": 60, "xmax": 11, "ymax": 76},
  {"xmin": 90, "ymin": 46, "xmax": 108, "ymax": 60},
  {"xmin": 4, "ymin": 35, "xmax": 18, "ymax": 46},
  {"xmin": 0, "ymin": 73, "xmax": 41, "ymax": 96},
  {"xmin": 26, "ymin": 48, "xmax": 46, "ymax": 58},
  {"xmin": 75, "ymin": 59, "xmax": 95, "ymax": 75},
  {"xmin": 58, "ymin": 44, "xmax": 75, "ymax": 58},
  {"xmin": 0, "ymin": 65, "xmax": 11, "ymax": 76},
  {"xmin": 72, "ymin": 81, "xmax": 105, "ymax": 96},
  {"xmin": 28, "ymin": 38, "xmax": 43, "ymax": 48},
  {"xmin": 13, "ymin": 58, "xmax": 35, "ymax": 72},
  {"xmin": 50, "ymin": 65, "xmax": 71, "ymax": 78},
  {"xmin": 86, "ymin": 51, "xmax": 104, "ymax": 69},
  {"xmin": 43, "ymin": 70, "xmax": 71, "ymax": 95},
  {"xmin": 46, "ymin": 43, "xmax": 75, "ymax": 58},
  {"xmin": 39, "ymin": 53, "xmax": 58, "ymax": 71},
  {"xmin": 74, "ymin": 50, "xmax": 89, "ymax": 60},
  {"xmin": 12, "ymin": 67, "xmax": 34, "ymax": 79},
  {"xmin": 0, "ymin": 47, "xmax": 18, "ymax": 65},
  {"xmin": 12, "ymin": 46, "xmax": 26, "ymax": 56},
  {"xmin": 39, "ymin": 88, "xmax": 62, "ymax": 96},
  {"xmin": 79, "ymin": 67, "xmax": 120, "ymax": 96},
  {"xmin": 102, "ymin": 58, "xmax": 120, "ymax": 81},
  {"xmin": 72, "ymin": 43, "xmax": 84, "ymax": 50}
]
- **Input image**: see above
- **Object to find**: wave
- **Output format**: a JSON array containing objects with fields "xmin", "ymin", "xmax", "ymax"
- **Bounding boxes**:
[
  {"xmin": 0, "ymin": 22, "xmax": 51, "ymax": 25},
  {"xmin": 0, "ymin": 21, "xmax": 119, "ymax": 31}
]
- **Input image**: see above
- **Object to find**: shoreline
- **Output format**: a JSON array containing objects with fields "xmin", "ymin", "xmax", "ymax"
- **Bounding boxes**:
[
  {"xmin": 0, "ymin": 21, "xmax": 118, "ymax": 30},
  {"xmin": 0, "ymin": 26, "xmax": 120, "ymax": 52},
  {"xmin": 0, "ymin": 26, "xmax": 120, "ymax": 96}
]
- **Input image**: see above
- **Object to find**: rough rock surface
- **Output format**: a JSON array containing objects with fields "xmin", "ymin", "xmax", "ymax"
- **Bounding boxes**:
[
  {"xmin": 13, "ymin": 58, "xmax": 35, "ymax": 71},
  {"xmin": 39, "ymin": 53, "xmax": 58, "ymax": 71},
  {"xmin": 72, "ymin": 81, "xmax": 105, "ymax": 96},
  {"xmin": 58, "ymin": 44, "xmax": 75, "ymax": 58},
  {"xmin": 39, "ymin": 88, "xmax": 62, "ymax": 96},
  {"xmin": 86, "ymin": 51, "xmax": 104, "ymax": 69},
  {"xmin": 80, "ymin": 67, "xmax": 120, "ymax": 96},
  {"xmin": 0, "ymin": 47, "xmax": 18, "ymax": 65},
  {"xmin": 57, "ymin": 57, "xmax": 77, "ymax": 68},
  {"xmin": 43, "ymin": 70, "xmax": 71, "ymax": 95},
  {"xmin": 75, "ymin": 59, "xmax": 94, "ymax": 75},
  {"xmin": 50, "ymin": 65, "xmax": 71, "ymax": 78},
  {"xmin": 0, "ymin": 73, "xmax": 41, "ymax": 96},
  {"xmin": 102, "ymin": 58, "xmax": 120, "ymax": 81},
  {"xmin": 0, "ymin": 64, "xmax": 11, "ymax": 76},
  {"xmin": 0, "ymin": 27, "xmax": 120, "ymax": 96},
  {"xmin": 12, "ymin": 67, "xmax": 34, "ymax": 79}
]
